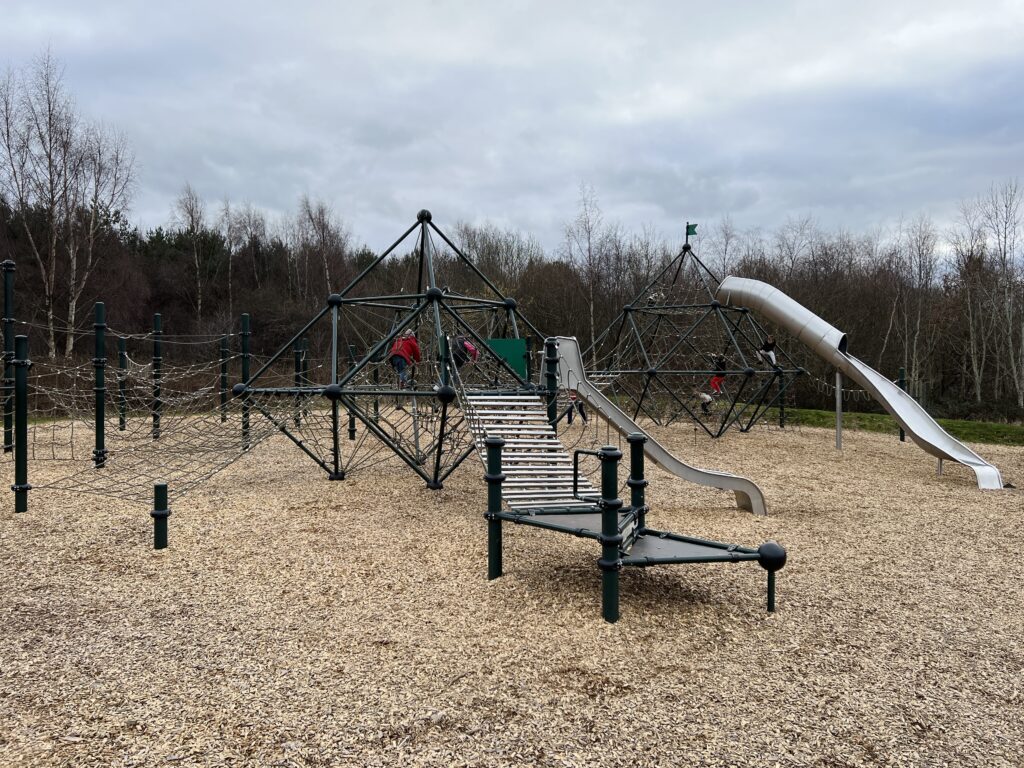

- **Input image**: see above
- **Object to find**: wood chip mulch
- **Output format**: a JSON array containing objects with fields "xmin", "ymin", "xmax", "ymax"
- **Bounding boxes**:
[{"xmin": 1, "ymin": 421, "xmax": 1022, "ymax": 767}]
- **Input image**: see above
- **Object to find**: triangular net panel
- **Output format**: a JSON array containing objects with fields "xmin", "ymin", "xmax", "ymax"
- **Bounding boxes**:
[
  {"xmin": 585, "ymin": 240, "xmax": 803, "ymax": 436},
  {"xmin": 239, "ymin": 210, "xmax": 545, "ymax": 489}
]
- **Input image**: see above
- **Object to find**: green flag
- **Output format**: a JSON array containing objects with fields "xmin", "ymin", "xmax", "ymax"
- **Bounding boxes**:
[{"xmin": 686, "ymin": 223, "xmax": 698, "ymax": 237}]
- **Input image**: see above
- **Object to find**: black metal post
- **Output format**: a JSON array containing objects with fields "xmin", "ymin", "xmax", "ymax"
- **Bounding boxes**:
[
  {"xmin": 93, "ymin": 302, "xmax": 107, "ymax": 468},
  {"xmin": 598, "ymin": 445, "xmax": 623, "ymax": 623},
  {"xmin": 293, "ymin": 339, "xmax": 302, "ymax": 427},
  {"xmin": 118, "ymin": 337, "xmax": 127, "ymax": 431},
  {"xmin": 898, "ymin": 367, "xmax": 907, "ymax": 442},
  {"xmin": 220, "ymin": 335, "xmax": 229, "ymax": 423},
  {"xmin": 544, "ymin": 338, "xmax": 558, "ymax": 425},
  {"xmin": 13, "ymin": 334, "xmax": 30, "ymax": 512},
  {"xmin": 152, "ymin": 314, "xmax": 162, "ymax": 439},
  {"xmin": 485, "ymin": 435, "xmax": 505, "ymax": 579},
  {"xmin": 3, "ymin": 260, "xmax": 14, "ymax": 453},
  {"xmin": 151, "ymin": 482, "xmax": 170, "ymax": 550},
  {"xmin": 626, "ymin": 433, "xmax": 647, "ymax": 529},
  {"xmin": 241, "ymin": 313, "xmax": 250, "ymax": 449}
]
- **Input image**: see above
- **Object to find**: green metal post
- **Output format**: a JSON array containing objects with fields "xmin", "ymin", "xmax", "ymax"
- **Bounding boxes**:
[
  {"xmin": 347, "ymin": 344, "xmax": 357, "ymax": 440},
  {"xmin": 485, "ymin": 435, "xmax": 505, "ymax": 579},
  {"xmin": 118, "ymin": 337, "xmax": 127, "ymax": 431},
  {"xmin": 93, "ymin": 302, "xmax": 107, "ymax": 468},
  {"xmin": 241, "ymin": 313, "xmax": 250, "ymax": 450},
  {"xmin": 152, "ymin": 314, "xmax": 162, "ymax": 439},
  {"xmin": 598, "ymin": 445, "xmax": 623, "ymax": 623},
  {"xmin": 293, "ymin": 339, "xmax": 302, "ymax": 427},
  {"xmin": 768, "ymin": 572, "xmax": 776, "ymax": 612},
  {"xmin": 897, "ymin": 367, "xmax": 907, "ymax": 442},
  {"xmin": 626, "ymin": 433, "xmax": 647, "ymax": 529},
  {"xmin": 12, "ymin": 334, "xmax": 29, "ymax": 512},
  {"xmin": 151, "ymin": 482, "xmax": 170, "ymax": 550},
  {"xmin": 3, "ymin": 260, "xmax": 14, "ymax": 453},
  {"xmin": 219, "ymin": 335, "xmax": 228, "ymax": 423},
  {"xmin": 544, "ymin": 338, "xmax": 558, "ymax": 425}
]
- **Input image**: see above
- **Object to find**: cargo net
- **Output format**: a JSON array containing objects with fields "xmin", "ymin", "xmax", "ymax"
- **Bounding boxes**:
[
  {"xmin": 586, "ymin": 250, "xmax": 802, "ymax": 437},
  {"xmin": 242, "ymin": 293, "xmax": 530, "ymax": 486},
  {"xmin": 20, "ymin": 325, "xmax": 277, "ymax": 504}
]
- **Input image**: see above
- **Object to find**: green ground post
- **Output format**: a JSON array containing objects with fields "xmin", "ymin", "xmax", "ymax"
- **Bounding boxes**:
[
  {"xmin": 544, "ymin": 339, "xmax": 558, "ymax": 425},
  {"xmin": 485, "ymin": 435, "xmax": 505, "ymax": 579},
  {"xmin": 151, "ymin": 482, "xmax": 170, "ymax": 550},
  {"xmin": 599, "ymin": 445, "xmax": 623, "ymax": 623},
  {"xmin": 13, "ymin": 334, "xmax": 30, "ymax": 512},
  {"xmin": 93, "ymin": 302, "xmax": 107, "ymax": 468},
  {"xmin": 627, "ymin": 433, "xmax": 647, "ymax": 529}
]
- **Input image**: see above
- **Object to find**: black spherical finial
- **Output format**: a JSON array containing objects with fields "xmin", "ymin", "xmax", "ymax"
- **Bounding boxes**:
[
  {"xmin": 709, "ymin": 299, "xmax": 721, "ymax": 309},
  {"xmin": 744, "ymin": 367, "xmax": 755, "ymax": 377},
  {"xmin": 231, "ymin": 383, "xmax": 247, "ymax": 397},
  {"xmin": 327, "ymin": 293, "xmax": 343, "ymax": 307},
  {"xmin": 503, "ymin": 297, "xmax": 517, "ymax": 309},
  {"xmin": 758, "ymin": 541, "xmax": 787, "ymax": 573},
  {"xmin": 417, "ymin": 209, "xmax": 432, "ymax": 223},
  {"xmin": 426, "ymin": 286, "xmax": 443, "ymax": 301},
  {"xmin": 646, "ymin": 367, "xmax": 658, "ymax": 377},
  {"xmin": 436, "ymin": 384, "xmax": 457, "ymax": 404},
  {"xmin": 322, "ymin": 384, "xmax": 342, "ymax": 401},
  {"xmin": 682, "ymin": 243, "xmax": 692, "ymax": 252}
]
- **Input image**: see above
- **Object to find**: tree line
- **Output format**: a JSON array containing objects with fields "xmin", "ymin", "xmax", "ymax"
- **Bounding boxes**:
[{"xmin": 2, "ymin": 54, "xmax": 1022, "ymax": 422}]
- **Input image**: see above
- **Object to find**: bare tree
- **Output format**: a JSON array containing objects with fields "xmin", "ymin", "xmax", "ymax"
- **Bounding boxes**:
[
  {"xmin": 897, "ymin": 214, "xmax": 940, "ymax": 396},
  {"xmin": 297, "ymin": 195, "xmax": 350, "ymax": 299},
  {"xmin": 175, "ymin": 183, "xmax": 207, "ymax": 322},
  {"xmin": 563, "ymin": 184, "xmax": 609, "ymax": 366},
  {"xmin": 980, "ymin": 179, "xmax": 1022, "ymax": 405}
]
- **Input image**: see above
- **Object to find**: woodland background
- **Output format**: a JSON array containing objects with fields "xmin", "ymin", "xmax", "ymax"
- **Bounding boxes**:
[{"xmin": 3, "ymin": 55, "xmax": 1022, "ymax": 421}]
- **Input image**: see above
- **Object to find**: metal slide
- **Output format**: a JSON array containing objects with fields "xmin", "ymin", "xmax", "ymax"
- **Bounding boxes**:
[
  {"xmin": 716, "ymin": 277, "xmax": 1005, "ymax": 491},
  {"xmin": 552, "ymin": 337, "xmax": 768, "ymax": 515}
]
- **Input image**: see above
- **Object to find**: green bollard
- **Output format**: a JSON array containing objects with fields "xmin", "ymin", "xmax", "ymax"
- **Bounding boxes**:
[
  {"xmin": 626, "ymin": 433, "xmax": 647, "ymax": 529},
  {"xmin": 152, "ymin": 314, "xmax": 162, "ymax": 439},
  {"xmin": 598, "ymin": 445, "xmax": 623, "ymax": 623},
  {"xmin": 220, "ymin": 335, "xmax": 229, "ymax": 423},
  {"xmin": 93, "ymin": 302, "xmax": 107, "ymax": 468},
  {"xmin": 484, "ymin": 435, "xmax": 506, "ymax": 579},
  {"xmin": 897, "ymin": 367, "xmax": 907, "ymax": 442},
  {"xmin": 118, "ymin": 337, "xmax": 127, "ymax": 431},
  {"xmin": 544, "ymin": 338, "xmax": 558, "ymax": 426},
  {"xmin": 151, "ymin": 483, "xmax": 171, "ymax": 550},
  {"xmin": 3, "ymin": 260, "xmax": 14, "ymax": 454},
  {"xmin": 12, "ymin": 334, "xmax": 30, "ymax": 512},
  {"xmin": 240, "ymin": 313, "xmax": 250, "ymax": 450}
]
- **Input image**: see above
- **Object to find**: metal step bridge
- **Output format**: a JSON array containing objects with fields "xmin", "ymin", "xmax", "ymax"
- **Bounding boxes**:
[{"xmin": 458, "ymin": 388, "xmax": 598, "ymax": 510}]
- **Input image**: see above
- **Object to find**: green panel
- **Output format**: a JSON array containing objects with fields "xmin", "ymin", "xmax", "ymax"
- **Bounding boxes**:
[{"xmin": 487, "ymin": 338, "xmax": 528, "ymax": 379}]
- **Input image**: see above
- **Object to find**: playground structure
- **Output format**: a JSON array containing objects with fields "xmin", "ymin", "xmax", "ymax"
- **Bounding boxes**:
[
  {"xmin": 585, "ymin": 230, "xmax": 803, "ymax": 437},
  {"xmin": 716, "ymin": 277, "xmax": 1006, "ymax": 491},
  {"xmin": 3, "ymin": 213, "xmax": 788, "ymax": 622}
]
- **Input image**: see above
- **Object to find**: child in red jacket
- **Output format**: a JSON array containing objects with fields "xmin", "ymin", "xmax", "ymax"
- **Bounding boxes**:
[{"xmin": 389, "ymin": 329, "xmax": 421, "ymax": 388}]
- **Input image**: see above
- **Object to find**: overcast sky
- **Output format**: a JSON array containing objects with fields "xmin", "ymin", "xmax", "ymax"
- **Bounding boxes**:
[{"xmin": 3, "ymin": 1, "xmax": 1023, "ymax": 252}]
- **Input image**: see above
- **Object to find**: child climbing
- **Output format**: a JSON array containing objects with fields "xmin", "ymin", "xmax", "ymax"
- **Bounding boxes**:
[
  {"xmin": 694, "ymin": 389, "xmax": 714, "ymax": 415},
  {"xmin": 566, "ymin": 389, "xmax": 588, "ymax": 425},
  {"xmin": 709, "ymin": 353, "xmax": 728, "ymax": 395},
  {"xmin": 756, "ymin": 335, "xmax": 778, "ymax": 368},
  {"xmin": 451, "ymin": 334, "xmax": 479, "ymax": 370},
  {"xmin": 389, "ymin": 329, "xmax": 421, "ymax": 389}
]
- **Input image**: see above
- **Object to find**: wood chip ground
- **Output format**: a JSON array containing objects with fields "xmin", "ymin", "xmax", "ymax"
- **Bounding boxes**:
[{"xmin": 1, "ymin": 422, "xmax": 1022, "ymax": 767}]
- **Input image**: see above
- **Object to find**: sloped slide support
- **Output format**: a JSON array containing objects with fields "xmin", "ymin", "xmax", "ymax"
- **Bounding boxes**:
[
  {"xmin": 715, "ymin": 276, "xmax": 1005, "ymax": 491},
  {"xmin": 551, "ymin": 336, "xmax": 768, "ymax": 515}
]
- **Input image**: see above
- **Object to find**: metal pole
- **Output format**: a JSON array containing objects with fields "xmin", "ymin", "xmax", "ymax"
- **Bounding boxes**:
[
  {"xmin": 152, "ymin": 314, "xmax": 162, "ymax": 440},
  {"xmin": 220, "ymin": 335, "xmax": 229, "ymax": 423},
  {"xmin": 627, "ymin": 433, "xmax": 647, "ymax": 530},
  {"xmin": 897, "ymin": 367, "xmax": 907, "ymax": 442},
  {"xmin": 118, "ymin": 337, "xmax": 127, "ymax": 431},
  {"xmin": 293, "ymin": 339, "xmax": 302, "ymax": 427},
  {"xmin": 13, "ymin": 334, "xmax": 30, "ymax": 512},
  {"xmin": 93, "ymin": 302, "xmax": 107, "ymax": 468},
  {"xmin": 835, "ymin": 370, "xmax": 842, "ymax": 451},
  {"xmin": 544, "ymin": 338, "xmax": 558, "ymax": 426},
  {"xmin": 151, "ymin": 482, "xmax": 170, "ymax": 550},
  {"xmin": 3, "ymin": 260, "xmax": 15, "ymax": 453},
  {"xmin": 240, "ymin": 313, "xmax": 250, "ymax": 449},
  {"xmin": 599, "ymin": 445, "xmax": 623, "ymax": 623},
  {"xmin": 485, "ymin": 435, "xmax": 505, "ymax": 579}
]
